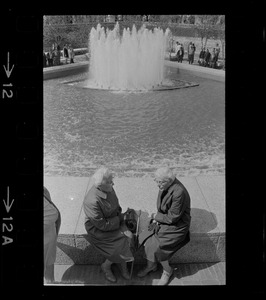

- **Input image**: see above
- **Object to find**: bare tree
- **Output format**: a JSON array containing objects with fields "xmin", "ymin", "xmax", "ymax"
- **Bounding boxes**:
[
  {"xmin": 195, "ymin": 15, "xmax": 221, "ymax": 49},
  {"xmin": 44, "ymin": 15, "xmax": 68, "ymax": 25},
  {"xmin": 123, "ymin": 15, "xmax": 142, "ymax": 22},
  {"xmin": 217, "ymin": 16, "xmax": 225, "ymax": 61}
]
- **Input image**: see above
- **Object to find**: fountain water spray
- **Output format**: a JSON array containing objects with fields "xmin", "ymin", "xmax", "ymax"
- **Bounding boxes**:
[{"xmin": 86, "ymin": 22, "xmax": 170, "ymax": 91}]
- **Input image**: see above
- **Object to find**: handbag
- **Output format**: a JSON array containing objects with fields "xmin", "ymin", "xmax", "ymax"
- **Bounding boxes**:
[{"xmin": 124, "ymin": 208, "xmax": 138, "ymax": 234}]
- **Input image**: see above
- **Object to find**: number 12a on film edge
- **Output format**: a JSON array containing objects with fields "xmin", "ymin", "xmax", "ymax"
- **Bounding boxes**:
[{"xmin": 2, "ymin": 186, "xmax": 14, "ymax": 245}]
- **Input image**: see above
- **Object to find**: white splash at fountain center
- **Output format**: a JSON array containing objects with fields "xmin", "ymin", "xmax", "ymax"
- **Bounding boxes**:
[{"xmin": 86, "ymin": 22, "xmax": 170, "ymax": 91}]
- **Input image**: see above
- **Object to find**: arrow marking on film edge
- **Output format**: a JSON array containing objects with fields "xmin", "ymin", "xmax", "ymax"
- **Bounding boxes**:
[
  {"xmin": 3, "ymin": 52, "xmax": 14, "ymax": 78},
  {"xmin": 3, "ymin": 186, "xmax": 14, "ymax": 213}
]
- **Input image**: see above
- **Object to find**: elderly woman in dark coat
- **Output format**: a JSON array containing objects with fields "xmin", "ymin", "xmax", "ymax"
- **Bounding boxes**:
[
  {"xmin": 137, "ymin": 167, "xmax": 191, "ymax": 285},
  {"xmin": 83, "ymin": 167, "xmax": 134, "ymax": 283}
]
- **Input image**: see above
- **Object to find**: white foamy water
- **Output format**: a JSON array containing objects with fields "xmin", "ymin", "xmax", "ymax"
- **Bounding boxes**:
[{"xmin": 86, "ymin": 23, "xmax": 170, "ymax": 91}]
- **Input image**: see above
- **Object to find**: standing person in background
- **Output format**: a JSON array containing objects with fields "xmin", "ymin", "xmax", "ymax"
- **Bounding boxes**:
[
  {"xmin": 198, "ymin": 47, "xmax": 205, "ymax": 66},
  {"xmin": 214, "ymin": 43, "xmax": 220, "ymax": 67},
  {"xmin": 69, "ymin": 45, "xmax": 75, "ymax": 63},
  {"xmin": 63, "ymin": 44, "xmax": 69, "ymax": 64},
  {"xmin": 48, "ymin": 48, "xmax": 54, "ymax": 67},
  {"xmin": 187, "ymin": 42, "xmax": 193, "ymax": 64},
  {"xmin": 44, "ymin": 186, "xmax": 61, "ymax": 284},
  {"xmin": 191, "ymin": 43, "xmax": 196, "ymax": 64},
  {"xmin": 210, "ymin": 48, "xmax": 217, "ymax": 68},
  {"xmin": 57, "ymin": 48, "xmax": 61, "ymax": 65},
  {"xmin": 46, "ymin": 51, "xmax": 50, "ymax": 67},
  {"xmin": 204, "ymin": 48, "xmax": 211, "ymax": 67},
  {"xmin": 57, "ymin": 43, "xmax": 61, "ymax": 65},
  {"xmin": 53, "ymin": 48, "xmax": 57, "ymax": 66},
  {"xmin": 179, "ymin": 44, "xmax": 184, "ymax": 63},
  {"xmin": 43, "ymin": 51, "xmax": 47, "ymax": 67},
  {"xmin": 175, "ymin": 42, "xmax": 181, "ymax": 62},
  {"xmin": 215, "ymin": 43, "xmax": 220, "ymax": 60},
  {"xmin": 68, "ymin": 45, "xmax": 71, "ymax": 63},
  {"xmin": 202, "ymin": 47, "xmax": 206, "ymax": 65}
]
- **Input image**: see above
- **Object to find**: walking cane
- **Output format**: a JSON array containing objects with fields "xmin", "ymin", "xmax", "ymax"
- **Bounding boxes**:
[{"xmin": 130, "ymin": 210, "xmax": 141, "ymax": 279}]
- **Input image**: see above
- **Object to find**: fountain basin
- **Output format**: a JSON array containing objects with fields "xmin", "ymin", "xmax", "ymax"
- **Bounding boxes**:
[{"xmin": 62, "ymin": 77, "xmax": 199, "ymax": 92}]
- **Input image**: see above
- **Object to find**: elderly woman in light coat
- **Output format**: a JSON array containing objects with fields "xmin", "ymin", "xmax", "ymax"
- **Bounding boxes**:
[
  {"xmin": 137, "ymin": 167, "xmax": 191, "ymax": 285},
  {"xmin": 44, "ymin": 186, "xmax": 61, "ymax": 283},
  {"xmin": 83, "ymin": 167, "xmax": 134, "ymax": 283}
]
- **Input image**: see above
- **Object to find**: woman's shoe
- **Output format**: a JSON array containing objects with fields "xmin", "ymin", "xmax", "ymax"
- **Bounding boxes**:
[
  {"xmin": 137, "ymin": 263, "xmax": 158, "ymax": 278},
  {"xmin": 119, "ymin": 263, "xmax": 131, "ymax": 280},
  {"xmin": 101, "ymin": 263, "xmax": 117, "ymax": 283},
  {"xmin": 157, "ymin": 268, "xmax": 174, "ymax": 285}
]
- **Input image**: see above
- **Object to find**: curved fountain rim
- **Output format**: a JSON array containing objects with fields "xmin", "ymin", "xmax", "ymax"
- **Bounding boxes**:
[{"xmin": 62, "ymin": 78, "xmax": 200, "ymax": 92}]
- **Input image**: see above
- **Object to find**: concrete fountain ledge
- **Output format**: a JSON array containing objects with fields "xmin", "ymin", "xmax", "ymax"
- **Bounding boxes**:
[
  {"xmin": 44, "ymin": 175, "xmax": 225, "ymax": 265},
  {"xmin": 165, "ymin": 60, "xmax": 225, "ymax": 82},
  {"xmin": 43, "ymin": 60, "xmax": 89, "ymax": 80}
]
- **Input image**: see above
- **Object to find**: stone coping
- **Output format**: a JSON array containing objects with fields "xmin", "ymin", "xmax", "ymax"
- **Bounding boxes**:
[
  {"xmin": 165, "ymin": 60, "xmax": 225, "ymax": 82},
  {"xmin": 43, "ymin": 61, "xmax": 88, "ymax": 80}
]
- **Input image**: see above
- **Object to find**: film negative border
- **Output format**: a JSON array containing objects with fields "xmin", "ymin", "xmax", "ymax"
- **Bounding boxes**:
[{"xmin": 0, "ymin": 10, "xmax": 43, "ymax": 290}]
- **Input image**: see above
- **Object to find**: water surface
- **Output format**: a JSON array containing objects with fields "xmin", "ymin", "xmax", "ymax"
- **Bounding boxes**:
[{"xmin": 44, "ymin": 67, "xmax": 225, "ymax": 177}]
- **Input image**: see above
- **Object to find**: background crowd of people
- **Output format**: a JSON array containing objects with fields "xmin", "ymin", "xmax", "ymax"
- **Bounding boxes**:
[
  {"xmin": 170, "ymin": 40, "xmax": 222, "ymax": 69},
  {"xmin": 170, "ymin": 41, "xmax": 196, "ymax": 65},
  {"xmin": 43, "ymin": 42, "xmax": 75, "ymax": 68},
  {"xmin": 198, "ymin": 43, "xmax": 220, "ymax": 68}
]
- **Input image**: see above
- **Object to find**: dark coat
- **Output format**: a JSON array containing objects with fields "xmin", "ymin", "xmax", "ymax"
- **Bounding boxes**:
[
  {"xmin": 83, "ymin": 185, "xmax": 134, "ymax": 263},
  {"xmin": 204, "ymin": 51, "xmax": 211, "ymax": 62},
  {"xmin": 44, "ymin": 187, "xmax": 61, "ymax": 235},
  {"xmin": 199, "ymin": 50, "xmax": 205, "ymax": 59},
  {"xmin": 138, "ymin": 178, "xmax": 191, "ymax": 262},
  {"xmin": 63, "ymin": 47, "xmax": 69, "ymax": 58}
]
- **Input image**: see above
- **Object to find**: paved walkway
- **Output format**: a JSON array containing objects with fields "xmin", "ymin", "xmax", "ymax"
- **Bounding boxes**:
[{"xmin": 46, "ymin": 262, "xmax": 225, "ymax": 286}]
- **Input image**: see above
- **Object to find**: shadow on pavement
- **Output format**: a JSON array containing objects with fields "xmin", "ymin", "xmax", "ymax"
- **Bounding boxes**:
[
  {"xmin": 171, "ymin": 262, "xmax": 218, "ymax": 282},
  {"xmin": 190, "ymin": 207, "xmax": 218, "ymax": 233},
  {"xmin": 57, "ymin": 261, "xmax": 221, "ymax": 285},
  {"xmin": 59, "ymin": 262, "xmax": 165, "ymax": 285},
  {"xmin": 57, "ymin": 239, "xmax": 105, "ymax": 265}
]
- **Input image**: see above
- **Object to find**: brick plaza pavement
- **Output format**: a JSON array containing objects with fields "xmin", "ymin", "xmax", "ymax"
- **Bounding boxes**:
[{"xmin": 47, "ymin": 262, "xmax": 225, "ymax": 286}]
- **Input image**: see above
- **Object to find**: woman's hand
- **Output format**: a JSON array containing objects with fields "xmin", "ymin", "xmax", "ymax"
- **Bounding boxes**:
[
  {"xmin": 148, "ymin": 221, "xmax": 160, "ymax": 233},
  {"xmin": 149, "ymin": 212, "xmax": 156, "ymax": 223},
  {"xmin": 148, "ymin": 213, "xmax": 160, "ymax": 232}
]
